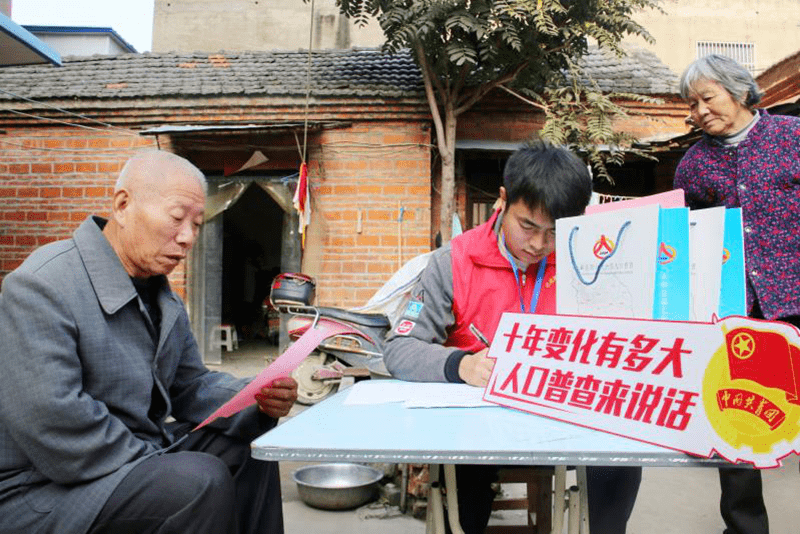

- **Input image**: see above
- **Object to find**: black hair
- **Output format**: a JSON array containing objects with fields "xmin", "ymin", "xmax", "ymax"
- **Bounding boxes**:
[{"xmin": 502, "ymin": 141, "xmax": 592, "ymax": 220}]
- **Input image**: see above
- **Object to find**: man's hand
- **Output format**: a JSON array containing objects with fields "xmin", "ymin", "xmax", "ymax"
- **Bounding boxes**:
[
  {"xmin": 255, "ymin": 377, "xmax": 298, "ymax": 418},
  {"xmin": 458, "ymin": 348, "xmax": 494, "ymax": 387}
]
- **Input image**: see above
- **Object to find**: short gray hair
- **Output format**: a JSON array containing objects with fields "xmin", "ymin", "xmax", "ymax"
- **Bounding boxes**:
[
  {"xmin": 679, "ymin": 54, "xmax": 763, "ymax": 108},
  {"xmin": 115, "ymin": 150, "xmax": 207, "ymax": 193}
]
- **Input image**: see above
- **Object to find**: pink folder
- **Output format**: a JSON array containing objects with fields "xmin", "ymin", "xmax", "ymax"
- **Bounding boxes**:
[{"xmin": 585, "ymin": 189, "xmax": 685, "ymax": 214}]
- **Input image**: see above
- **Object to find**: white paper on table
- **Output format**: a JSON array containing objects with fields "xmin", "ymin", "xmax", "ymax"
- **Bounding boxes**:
[
  {"xmin": 403, "ymin": 383, "xmax": 490, "ymax": 408},
  {"xmin": 689, "ymin": 207, "xmax": 725, "ymax": 322},
  {"xmin": 343, "ymin": 380, "xmax": 491, "ymax": 408}
]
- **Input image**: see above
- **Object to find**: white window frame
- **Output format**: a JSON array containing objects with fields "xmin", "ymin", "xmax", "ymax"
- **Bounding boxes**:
[{"xmin": 697, "ymin": 41, "xmax": 756, "ymax": 73}]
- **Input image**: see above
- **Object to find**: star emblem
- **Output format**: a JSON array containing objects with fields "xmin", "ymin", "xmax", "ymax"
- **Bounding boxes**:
[{"xmin": 731, "ymin": 332, "xmax": 755, "ymax": 360}]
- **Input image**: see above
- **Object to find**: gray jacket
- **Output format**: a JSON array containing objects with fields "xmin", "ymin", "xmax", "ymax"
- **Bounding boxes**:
[
  {"xmin": 383, "ymin": 244, "xmax": 461, "ymax": 382},
  {"xmin": 0, "ymin": 216, "xmax": 272, "ymax": 534}
]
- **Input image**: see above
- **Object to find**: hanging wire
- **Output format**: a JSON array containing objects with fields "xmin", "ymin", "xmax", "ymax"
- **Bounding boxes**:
[
  {"xmin": 0, "ymin": 88, "xmax": 142, "ymax": 135},
  {"xmin": 2, "ymin": 108, "xmax": 140, "ymax": 133},
  {"xmin": 301, "ymin": 0, "xmax": 316, "ymax": 164}
]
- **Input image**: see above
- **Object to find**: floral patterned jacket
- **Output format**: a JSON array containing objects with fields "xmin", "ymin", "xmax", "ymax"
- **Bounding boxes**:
[{"xmin": 674, "ymin": 110, "xmax": 800, "ymax": 320}]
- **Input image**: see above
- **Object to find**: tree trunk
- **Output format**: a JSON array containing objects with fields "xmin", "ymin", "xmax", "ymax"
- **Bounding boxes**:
[{"xmin": 438, "ymin": 101, "xmax": 458, "ymax": 244}]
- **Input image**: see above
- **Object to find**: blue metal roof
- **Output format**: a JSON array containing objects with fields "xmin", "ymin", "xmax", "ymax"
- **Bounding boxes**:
[{"xmin": 0, "ymin": 13, "xmax": 61, "ymax": 66}]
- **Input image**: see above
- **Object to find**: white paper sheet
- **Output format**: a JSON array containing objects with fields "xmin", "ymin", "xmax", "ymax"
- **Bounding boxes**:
[{"xmin": 343, "ymin": 380, "xmax": 491, "ymax": 408}]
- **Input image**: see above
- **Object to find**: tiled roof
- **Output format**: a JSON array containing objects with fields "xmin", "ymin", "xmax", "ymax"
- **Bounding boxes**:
[
  {"xmin": 0, "ymin": 46, "xmax": 677, "ymax": 102},
  {"xmin": 0, "ymin": 49, "xmax": 423, "ymax": 101},
  {"xmin": 579, "ymin": 45, "xmax": 678, "ymax": 95}
]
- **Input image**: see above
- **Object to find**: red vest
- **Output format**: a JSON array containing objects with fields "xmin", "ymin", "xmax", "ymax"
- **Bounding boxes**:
[{"xmin": 447, "ymin": 210, "xmax": 556, "ymax": 353}]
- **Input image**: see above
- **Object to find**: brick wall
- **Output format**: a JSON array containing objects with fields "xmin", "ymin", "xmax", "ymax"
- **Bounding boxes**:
[
  {"xmin": 0, "ymin": 92, "xmax": 692, "ymax": 310},
  {"xmin": 302, "ymin": 122, "xmax": 432, "ymax": 307},
  {"xmin": 0, "ymin": 128, "xmax": 200, "ymax": 295}
]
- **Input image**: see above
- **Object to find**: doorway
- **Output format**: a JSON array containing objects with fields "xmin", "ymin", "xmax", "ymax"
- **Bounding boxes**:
[
  {"xmin": 222, "ymin": 183, "xmax": 283, "ymax": 343},
  {"xmin": 189, "ymin": 175, "xmax": 300, "ymax": 364}
]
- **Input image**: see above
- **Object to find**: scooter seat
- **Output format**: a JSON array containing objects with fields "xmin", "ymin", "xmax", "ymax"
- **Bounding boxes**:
[{"xmin": 317, "ymin": 307, "xmax": 391, "ymax": 328}]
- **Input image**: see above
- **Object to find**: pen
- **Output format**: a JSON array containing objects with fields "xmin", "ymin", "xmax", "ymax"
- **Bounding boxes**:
[{"xmin": 469, "ymin": 323, "xmax": 490, "ymax": 348}]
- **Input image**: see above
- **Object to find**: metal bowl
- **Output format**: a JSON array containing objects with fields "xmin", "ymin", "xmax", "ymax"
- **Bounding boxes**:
[{"xmin": 293, "ymin": 463, "xmax": 384, "ymax": 510}]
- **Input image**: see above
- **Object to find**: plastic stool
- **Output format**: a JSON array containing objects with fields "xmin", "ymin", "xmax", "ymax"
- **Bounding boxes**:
[{"xmin": 212, "ymin": 325, "xmax": 239, "ymax": 352}]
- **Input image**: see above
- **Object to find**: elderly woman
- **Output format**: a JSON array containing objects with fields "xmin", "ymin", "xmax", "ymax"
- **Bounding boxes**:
[{"xmin": 674, "ymin": 54, "xmax": 800, "ymax": 534}]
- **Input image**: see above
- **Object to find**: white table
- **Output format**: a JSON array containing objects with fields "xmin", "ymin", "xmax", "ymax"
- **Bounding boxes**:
[{"xmin": 251, "ymin": 380, "xmax": 730, "ymax": 534}]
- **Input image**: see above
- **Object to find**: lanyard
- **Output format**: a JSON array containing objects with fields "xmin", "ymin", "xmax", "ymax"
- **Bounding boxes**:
[{"xmin": 502, "ymin": 235, "xmax": 547, "ymax": 314}]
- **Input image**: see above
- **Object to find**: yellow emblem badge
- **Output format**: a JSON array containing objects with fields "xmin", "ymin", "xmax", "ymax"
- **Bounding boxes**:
[{"xmin": 703, "ymin": 326, "xmax": 800, "ymax": 454}]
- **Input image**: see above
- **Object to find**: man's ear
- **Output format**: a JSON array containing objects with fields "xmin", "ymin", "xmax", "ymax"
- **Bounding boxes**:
[
  {"xmin": 495, "ymin": 186, "xmax": 508, "ymax": 212},
  {"xmin": 110, "ymin": 189, "xmax": 131, "ymax": 226}
]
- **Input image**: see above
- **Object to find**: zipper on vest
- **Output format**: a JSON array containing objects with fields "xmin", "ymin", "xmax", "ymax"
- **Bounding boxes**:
[{"xmin": 522, "ymin": 274, "xmax": 527, "ymax": 285}]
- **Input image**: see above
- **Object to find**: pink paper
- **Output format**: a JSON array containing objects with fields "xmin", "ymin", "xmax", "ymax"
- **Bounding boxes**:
[
  {"xmin": 195, "ymin": 318, "xmax": 360, "ymax": 429},
  {"xmin": 585, "ymin": 189, "xmax": 685, "ymax": 214}
]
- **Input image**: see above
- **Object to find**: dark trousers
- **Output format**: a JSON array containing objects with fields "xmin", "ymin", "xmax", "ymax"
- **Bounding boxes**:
[
  {"xmin": 586, "ymin": 466, "xmax": 642, "ymax": 534},
  {"xmin": 452, "ymin": 465, "xmax": 642, "ymax": 534},
  {"xmin": 88, "ymin": 424, "xmax": 283, "ymax": 534},
  {"xmin": 718, "ymin": 309, "xmax": 800, "ymax": 534},
  {"xmin": 719, "ymin": 467, "xmax": 768, "ymax": 534}
]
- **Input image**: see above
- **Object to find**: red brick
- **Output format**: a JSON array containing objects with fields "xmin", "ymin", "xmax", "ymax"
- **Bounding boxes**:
[
  {"xmin": 16, "ymin": 235, "xmax": 36, "ymax": 246},
  {"xmin": 26, "ymin": 212, "xmax": 47, "ymax": 221},
  {"xmin": 76, "ymin": 162, "xmax": 97, "ymax": 173},
  {"xmin": 356, "ymin": 185, "xmax": 382, "ymax": 195},
  {"xmin": 54, "ymin": 163, "xmax": 75, "ymax": 173},
  {"xmin": 0, "ymin": 236, "xmax": 12, "ymax": 245},
  {"xmin": 2, "ymin": 259, "xmax": 23, "ymax": 271},
  {"xmin": 88, "ymin": 138, "xmax": 111, "ymax": 148},
  {"xmin": 366, "ymin": 209, "xmax": 396, "ymax": 221},
  {"xmin": 383, "ymin": 185, "xmax": 406, "ymax": 195},
  {"xmin": 63, "ymin": 187, "xmax": 84, "ymax": 198},
  {"xmin": 9, "ymin": 164, "xmax": 29, "ymax": 174},
  {"xmin": 41, "ymin": 187, "xmax": 61, "ymax": 198},
  {"xmin": 334, "ymin": 185, "xmax": 357, "ymax": 195},
  {"xmin": 49, "ymin": 211, "xmax": 71, "ymax": 221},
  {"xmin": 4, "ymin": 211, "xmax": 25, "ymax": 221},
  {"xmin": 31, "ymin": 163, "xmax": 52, "ymax": 174},
  {"xmin": 86, "ymin": 186, "xmax": 107, "ymax": 197},
  {"xmin": 17, "ymin": 188, "xmax": 38, "ymax": 198},
  {"xmin": 0, "ymin": 188, "xmax": 16, "ymax": 197},
  {"xmin": 409, "ymin": 185, "xmax": 430, "ymax": 196},
  {"xmin": 356, "ymin": 235, "xmax": 380, "ymax": 246},
  {"xmin": 98, "ymin": 161, "xmax": 121, "ymax": 172}
]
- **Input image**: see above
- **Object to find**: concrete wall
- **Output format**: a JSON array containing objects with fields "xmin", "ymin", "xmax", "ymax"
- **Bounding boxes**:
[
  {"xmin": 152, "ymin": 0, "xmax": 800, "ymax": 78},
  {"xmin": 32, "ymin": 34, "xmax": 131, "ymax": 56},
  {"xmin": 627, "ymin": 0, "xmax": 800, "ymax": 76},
  {"xmin": 152, "ymin": 0, "xmax": 384, "ymax": 52}
]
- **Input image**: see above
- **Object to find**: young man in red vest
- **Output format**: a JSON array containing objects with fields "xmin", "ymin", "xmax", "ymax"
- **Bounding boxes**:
[{"xmin": 384, "ymin": 141, "xmax": 641, "ymax": 534}]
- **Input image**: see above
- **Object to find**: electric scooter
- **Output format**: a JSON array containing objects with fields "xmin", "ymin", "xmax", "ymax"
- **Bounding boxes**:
[{"xmin": 270, "ymin": 273, "xmax": 392, "ymax": 404}]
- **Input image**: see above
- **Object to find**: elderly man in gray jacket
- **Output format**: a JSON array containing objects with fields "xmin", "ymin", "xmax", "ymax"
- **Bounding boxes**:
[{"xmin": 0, "ymin": 150, "xmax": 297, "ymax": 534}]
